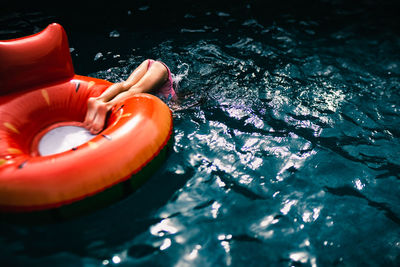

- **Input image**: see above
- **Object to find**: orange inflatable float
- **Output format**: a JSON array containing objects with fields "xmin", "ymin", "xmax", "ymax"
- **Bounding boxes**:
[{"xmin": 0, "ymin": 23, "xmax": 173, "ymax": 220}]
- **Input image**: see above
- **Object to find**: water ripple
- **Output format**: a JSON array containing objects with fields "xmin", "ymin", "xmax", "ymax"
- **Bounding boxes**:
[{"xmin": 1, "ymin": 2, "xmax": 399, "ymax": 266}]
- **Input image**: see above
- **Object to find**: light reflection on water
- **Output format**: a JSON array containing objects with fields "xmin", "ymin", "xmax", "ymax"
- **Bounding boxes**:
[{"xmin": 0, "ymin": 1, "xmax": 400, "ymax": 266}]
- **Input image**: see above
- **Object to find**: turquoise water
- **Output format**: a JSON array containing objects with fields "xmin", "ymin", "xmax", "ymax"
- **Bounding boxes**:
[{"xmin": 1, "ymin": 1, "xmax": 399, "ymax": 266}]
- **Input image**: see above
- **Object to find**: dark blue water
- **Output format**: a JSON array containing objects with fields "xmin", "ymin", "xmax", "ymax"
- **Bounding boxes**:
[{"xmin": 1, "ymin": 1, "xmax": 399, "ymax": 266}]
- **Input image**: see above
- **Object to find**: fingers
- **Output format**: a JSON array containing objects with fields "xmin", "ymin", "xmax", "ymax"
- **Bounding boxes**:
[
  {"xmin": 90, "ymin": 103, "xmax": 109, "ymax": 134},
  {"xmin": 83, "ymin": 97, "xmax": 96, "ymax": 129},
  {"xmin": 84, "ymin": 97, "xmax": 111, "ymax": 134}
]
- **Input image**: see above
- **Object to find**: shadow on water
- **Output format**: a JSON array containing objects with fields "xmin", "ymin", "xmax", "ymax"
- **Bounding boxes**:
[{"xmin": 324, "ymin": 185, "xmax": 400, "ymax": 225}]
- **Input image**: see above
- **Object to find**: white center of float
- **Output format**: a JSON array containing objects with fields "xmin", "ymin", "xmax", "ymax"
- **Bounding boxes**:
[{"xmin": 38, "ymin": 126, "xmax": 95, "ymax": 156}]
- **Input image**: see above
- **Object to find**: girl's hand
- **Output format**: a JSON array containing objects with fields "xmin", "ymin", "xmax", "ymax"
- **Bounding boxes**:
[{"xmin": 83, "ymin": 97, "xmax": 113, "ymax": 134}]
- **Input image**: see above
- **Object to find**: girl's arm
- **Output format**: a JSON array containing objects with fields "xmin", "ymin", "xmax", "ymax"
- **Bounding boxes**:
[{"xmin": 83, "ymin": 60, "xmax": 168, "ymax": 134}]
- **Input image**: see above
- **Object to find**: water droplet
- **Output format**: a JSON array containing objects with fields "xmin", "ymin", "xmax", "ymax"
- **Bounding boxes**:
[
  {"xmin": 94, "ymin": 52, "xmax": 103, "ymax": 61},
  {"xmin": 109, "ymin": 30, "xmax": 120, "ymax": 38}
]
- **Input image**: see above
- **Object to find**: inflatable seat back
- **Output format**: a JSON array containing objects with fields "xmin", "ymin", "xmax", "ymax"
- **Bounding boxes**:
[{"xmin": 0, "ymin": 23, "xmax": 74, "ymax": 95}]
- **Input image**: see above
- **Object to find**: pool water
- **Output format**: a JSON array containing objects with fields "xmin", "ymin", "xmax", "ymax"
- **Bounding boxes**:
[{"xmin": 1, "ymin": 1, "xmax": 399, "ymax": 266}]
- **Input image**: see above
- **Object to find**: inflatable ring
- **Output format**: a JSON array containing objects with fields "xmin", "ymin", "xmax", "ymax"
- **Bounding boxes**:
[{"xmin": 0, "ymin": 24, "xmax": 173, "ymax": 220}]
